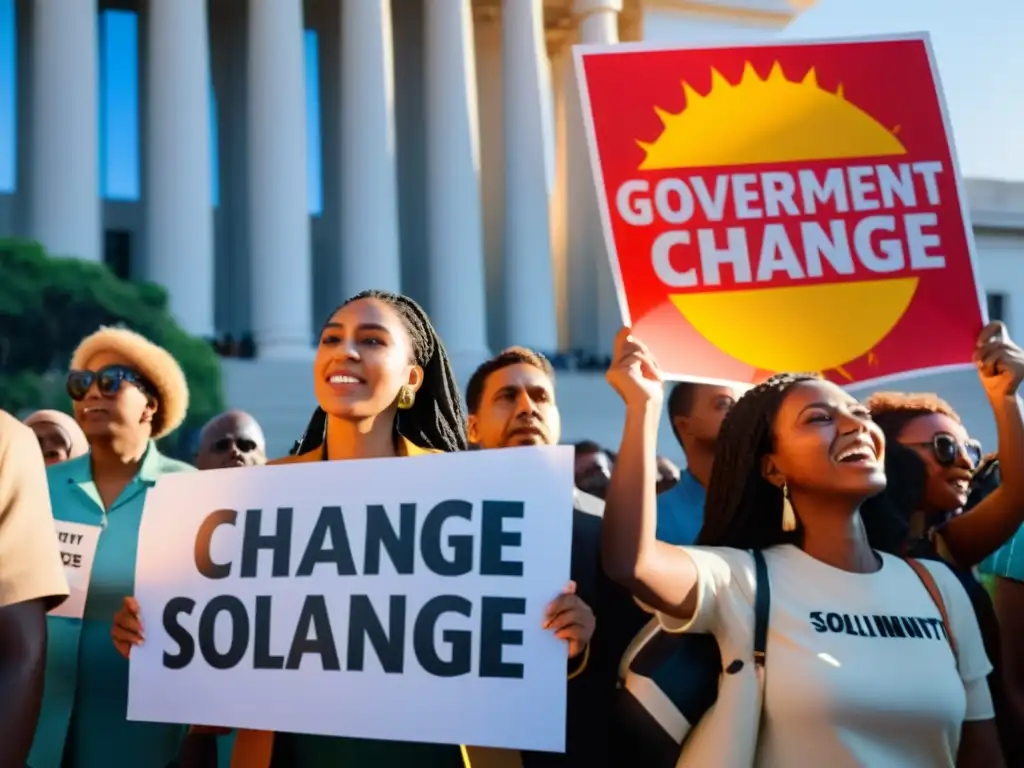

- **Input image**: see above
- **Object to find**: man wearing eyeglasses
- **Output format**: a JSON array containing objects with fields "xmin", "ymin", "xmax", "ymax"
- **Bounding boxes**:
[{"xmin": 194, "ymin": 410, "xmax": 267, "ymax": 470}]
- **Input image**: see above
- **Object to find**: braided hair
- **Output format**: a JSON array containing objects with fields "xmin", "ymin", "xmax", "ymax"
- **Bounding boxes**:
[
  {"xmin": 697, "ymin": 372, "xmax": 906, "ymax": 553},
  {"xmin": 697, "ymin": 374, "xmax": 816, "ymax": 549},
  {"xmin": 291, "ymin": 290, "xmax": 468, "ymax": 456}
]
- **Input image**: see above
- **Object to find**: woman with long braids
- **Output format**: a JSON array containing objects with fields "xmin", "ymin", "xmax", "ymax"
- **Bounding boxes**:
[
  {"xmin": 601, "ymin": 327, "xmax": 1003, "ymax": 766},
  {"xmin": 113, "ymin": 291, "xmax": 467, "ymax": 767}
]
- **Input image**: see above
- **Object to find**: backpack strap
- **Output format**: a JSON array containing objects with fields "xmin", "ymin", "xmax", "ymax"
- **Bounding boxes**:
[
  {"xmin": 905, "ymin": 558, "xmax": 959, "ymax": 661},
  {"xmin": 751, "ymin": 549, "xmax": 770, "ymax": 667}
]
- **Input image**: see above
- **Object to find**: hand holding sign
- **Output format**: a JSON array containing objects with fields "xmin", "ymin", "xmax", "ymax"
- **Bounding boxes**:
[
  {"xmin": 127, "ymin": 447, "xmax": 575, "ymax": 752},
  {"xmin": 975, "ymin": 321, "xmax": 1024, "ymax": 401},
  {"xmin": 575, "ymin": 37, "xmax": 986, "ymax": 387},
  {"xmin": 112, "ymin": 596, "xmax": 144, "ymax": 659},
  {"xmin": 543, "ymin": 581, "xmax": 595, "ymax": 659},
  {"xmin": 606, "ymin": 327, "xmax": 665, "ymax": 409}
]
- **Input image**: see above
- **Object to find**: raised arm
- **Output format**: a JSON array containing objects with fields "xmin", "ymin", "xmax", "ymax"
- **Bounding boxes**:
[
  {"xmin": 601, "ymin": 328, "xmax": 700, "ymax": 619},
  {"xmin": 942, "ymin": 322, "xmax": 1024, "ymax": 566}
]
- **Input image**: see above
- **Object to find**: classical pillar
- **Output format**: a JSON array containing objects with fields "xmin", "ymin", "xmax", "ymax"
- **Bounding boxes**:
[
  {"xmin": 424, "ymin": 0, "xmax": 488, "ymax": 361},
  {"xmin": 567, "ymin": 0, "xmax": 621, "ymax": 356},
  {"xmin": 143, "ymin": 0, "xmax": 214, "ymax": 338},
  {"xmin": 501, "ymin": 0, "xmax": 558, "ymax": 353},
  {"xmin": 337, "ymin": 0, "xmax": 401, "ymax": 295},
  {"xmin": 577, "ymin": 0, "xmax": 620, "ymax": 41},
  {"xmin": 209, "ymin": 0, "xmax": 252, "ymax": 336},
  {"xmin": 247, "ymin": 0, "xmax": 312, "ymax": 356},
  {"xmin": 27, "ymin": 0, "xmax": 100, "ymax": 262},
  {"xmin": 473, "ymin": 7, "xmax": 505, "ymax": 350}
]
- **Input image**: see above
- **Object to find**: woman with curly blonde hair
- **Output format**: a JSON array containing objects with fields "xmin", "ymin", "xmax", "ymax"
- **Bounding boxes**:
[{"xmin": 29, "ymin": 327, "xmax": 196, "ymax": 768}]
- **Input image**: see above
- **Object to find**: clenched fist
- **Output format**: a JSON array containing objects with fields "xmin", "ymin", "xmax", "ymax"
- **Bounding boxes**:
[
  {"xmin": 975, "ymin": 321, "xmax": 1024, "ymax": 401},
  {"xmin": 606, "ymin": 327, "xmax": 664, "ymax": 408}
]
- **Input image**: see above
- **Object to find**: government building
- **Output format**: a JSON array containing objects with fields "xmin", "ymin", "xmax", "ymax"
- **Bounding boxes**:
[{"xmin": 3, "ymin": 0, "xmax": 1022, "ymax": 459}]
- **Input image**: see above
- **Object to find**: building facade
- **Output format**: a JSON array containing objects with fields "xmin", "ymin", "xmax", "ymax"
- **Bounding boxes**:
[
  {"xmin": 5, "ymin": 0, "xmax": 1023, "ymax": 461},
  {"xmin": 4, "ymin": 0, "xmax": 815, "ymax": 362}
]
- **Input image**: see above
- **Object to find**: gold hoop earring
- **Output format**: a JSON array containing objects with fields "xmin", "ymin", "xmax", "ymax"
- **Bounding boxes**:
[
  {"xmin": 397, "ymin": 386, "xmax": 415, "ymax": 410},
  {"xmin": 781, "ymin": 482, "xmax": 797, "ymax": 532}
]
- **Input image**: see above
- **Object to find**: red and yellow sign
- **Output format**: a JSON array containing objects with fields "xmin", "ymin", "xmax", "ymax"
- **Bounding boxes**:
[{"xmin": 575, "ymin": 36, "xmax": 984, "ymax": 386}]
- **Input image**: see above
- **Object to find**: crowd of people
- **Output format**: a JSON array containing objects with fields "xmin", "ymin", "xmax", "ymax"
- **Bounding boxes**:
[{"xmin": 2, "ymin": 288, "xmax": 1024, "ymax": 767}]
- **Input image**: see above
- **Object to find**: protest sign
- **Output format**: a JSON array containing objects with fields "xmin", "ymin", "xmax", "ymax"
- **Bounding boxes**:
[
  {"xmin": 574, "ymin": 34, "xmax": 984, "ymax": 387},
  {"xmin": 50, "ymin": 520, "xmax": 102, "ymax": 620},
  {"xmin": 127, "ymin": 446, "xmax": 574, "ymax": 752}
]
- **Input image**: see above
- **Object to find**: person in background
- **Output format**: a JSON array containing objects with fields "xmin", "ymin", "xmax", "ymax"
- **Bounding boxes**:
[
  {"xmin": 24, "ymin": 408, "xmax": 88, "ymax": 466},
  {"xmin": 864, "ymin": 321, "xmax": 1024, "ymax": 761},
  {"xmin": 180, "ymin": 409, "xmax": 267, "ymax": 763},
  {"xmin": 573, "ymin": 439, "xmax": 614, "ymax": 499},
  {"xmin": 977, "ymin": 456, "xmax": 1024, "ymax": 754},
  {"xmin": 868, "ymin": 321, "xmax": 1024, "ymax": 569},
  {"xmin": 113, "ymin": 292, "xmax": 563, "ymax": 768},
  {"xmin": 0, "ymin": 410, "xmax": 69, "ymax": 765},
  {"xmin": 655, "ymin": 456, "xmax": 680, "ymax": 494},
  {"xmin": 194, "ymin": 409, "xmax": 267, "ymax": 470},
  {"xmin": 466, "ymin": 346, "xmax": 635, "ymax": 767},
  {"xmin": 30, "ymin": 327, "xmax": 195, "ymax": 768},
  {"xmin": 601, "ymin": 327, "xmax": 1003, "ymax": 766},
  {"xmin": 656, "ymin": 381, "xmax": 739, "ymax": 545}
]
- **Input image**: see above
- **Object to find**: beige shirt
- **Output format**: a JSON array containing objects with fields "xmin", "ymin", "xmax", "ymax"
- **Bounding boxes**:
[{"xmin": 0, "ymin": 409, "xmax": 69, "ymax": 609}]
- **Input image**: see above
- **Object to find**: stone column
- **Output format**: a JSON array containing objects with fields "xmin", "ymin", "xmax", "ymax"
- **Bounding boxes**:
[
  {"xmin": 501, "ymin": 0, "xmax": 558, "ymax": 352},
  {"xmin": 247, "ymin": 0, "xmax": 312, "ymax": 356},
  {"xmin": 143, "ymin": 0, "xmax": 214, "ymax": 337},
  {"xmin": 424, "ymin": 0, "xmax": 489, "ymax": 362},
  {"xmin": 337, "ymin": 0, "xmax": 402, "ymax": 295},
  {"xmin": 27, "ymin": 0, "xmax": 100, "ymax": 262},
  {"xmin": 567, "ymin": 0, "xmax": 622, "ymax": 355},
  {"xmin": 473, "ymin": 6, "xmax": 505, "ymax": 349}
]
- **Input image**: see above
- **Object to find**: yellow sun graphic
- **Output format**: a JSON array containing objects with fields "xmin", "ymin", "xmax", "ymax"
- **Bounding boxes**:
[
  {"xmin": 668, "ymin": 278, "xmax": 918, "ymax": 373},
  {"xmin": 639, "ymin": 62, "xmax": 916, "ymax": 376},
  {"xmin": 638, "ymin": 62, "xmax": 907, "ymax": 170}
]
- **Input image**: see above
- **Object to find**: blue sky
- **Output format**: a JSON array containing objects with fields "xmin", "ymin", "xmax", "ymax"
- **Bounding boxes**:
[
  {"xmin": 0, "ymin": 0, "xmax": 1018, "ymax": 212},
  {"xmin": 784, "ymin": 0, "xmax": 1024, "ymax": 181}
]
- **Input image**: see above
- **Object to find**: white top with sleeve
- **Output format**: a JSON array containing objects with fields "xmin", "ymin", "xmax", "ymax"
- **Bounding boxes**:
[{"xmin": 653, "ymin": 545, "xmax": 993, "ymax": 768}]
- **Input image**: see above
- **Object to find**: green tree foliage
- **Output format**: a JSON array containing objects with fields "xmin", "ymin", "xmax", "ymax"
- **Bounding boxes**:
[{"xmin": 0, "ymin": 240, "xmax": 224, "ymax": 460}]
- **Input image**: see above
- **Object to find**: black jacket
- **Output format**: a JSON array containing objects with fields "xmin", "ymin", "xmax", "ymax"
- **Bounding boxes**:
[{"xmin": 520, "ymin": 491, "xmax": 648, "ymax": 768}]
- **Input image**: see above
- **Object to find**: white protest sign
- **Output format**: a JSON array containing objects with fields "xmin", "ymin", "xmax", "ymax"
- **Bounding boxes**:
[
  {"xmin": 128, "ymin": 446, "xmax": 575, "ymax": 752},
  {"xmin": 50, "ymin": 521, "xmax": 102, "ymax": 620}
]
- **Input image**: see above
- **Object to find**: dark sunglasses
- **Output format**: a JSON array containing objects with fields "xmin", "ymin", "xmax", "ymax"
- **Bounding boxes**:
[
  {"xmin": 211, "ymin": 437, "xmax": 259, "ymax": 454},
  {"xmin": 66, "ymin": 365, "xmax": 150, "ymax": 401},
  {"xmin": 905, "ymin": 433, "xmax": 982, "ymax": 468}
]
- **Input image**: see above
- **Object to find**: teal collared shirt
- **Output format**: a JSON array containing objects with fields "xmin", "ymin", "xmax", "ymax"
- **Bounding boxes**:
[
  {"xmin": 655, "ymin": 470, "xmax": 706, "ymax": 546},
  {"xmin": 981, "ymin": 524, "xmax": 1024, "ymax": 582},
  {"xmin": 29, "ymin": 443, "xmax": 194, "ymax": 768}
]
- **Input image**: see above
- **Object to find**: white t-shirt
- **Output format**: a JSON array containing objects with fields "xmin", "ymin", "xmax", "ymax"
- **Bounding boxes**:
[{"xmin": 654, "ymin": 545, "xmax": 994, "ymax": 768}]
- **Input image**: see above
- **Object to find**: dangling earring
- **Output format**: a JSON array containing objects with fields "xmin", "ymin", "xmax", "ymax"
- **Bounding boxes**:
[
  {"xmin": 397, "ymin": 385, "xmax": 415, "ymax": 410},
  {"xmin": 781, "ymin": 482, "xmax": 797, "ymax": 532}
]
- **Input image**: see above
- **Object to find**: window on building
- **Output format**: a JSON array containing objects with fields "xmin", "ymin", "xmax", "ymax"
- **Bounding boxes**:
[
  {"xmin": 104, "ymin": 229, "xmax": 132, "ymax": 281},
  {"xmin": 987, "ymin": 292, "xmax": 1007, "ymax": 323}
]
